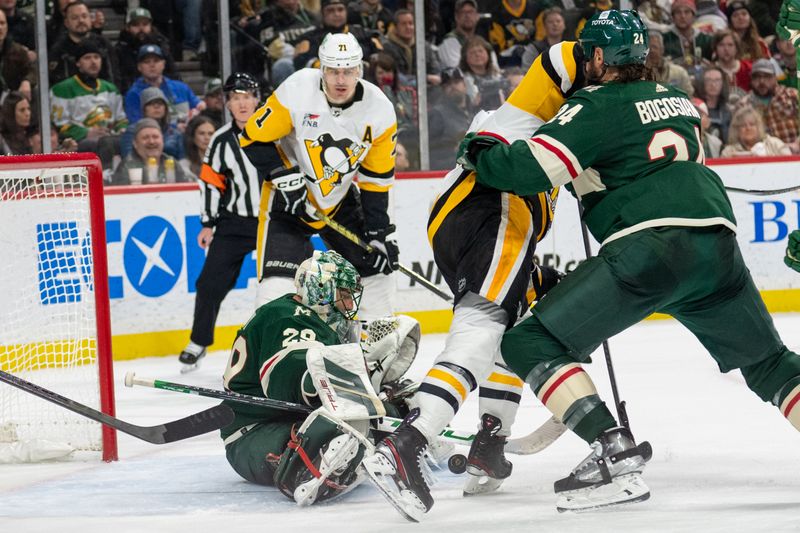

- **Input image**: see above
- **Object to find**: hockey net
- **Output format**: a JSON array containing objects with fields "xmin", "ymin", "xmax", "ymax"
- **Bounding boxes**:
[{"xmin": 0, "ymin": 154, "xmax": 117, "ymax": 462}]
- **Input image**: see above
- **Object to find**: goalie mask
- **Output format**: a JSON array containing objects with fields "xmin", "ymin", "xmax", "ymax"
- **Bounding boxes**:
[{"xmin": 295, "ymin": 250, "xmax": 363, "ymax": 341}]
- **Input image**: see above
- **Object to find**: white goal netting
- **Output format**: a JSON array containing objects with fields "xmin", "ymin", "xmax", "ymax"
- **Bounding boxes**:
[{"xmin": 0, "ymin": 164, "xmax": 112, "ymax": 461}]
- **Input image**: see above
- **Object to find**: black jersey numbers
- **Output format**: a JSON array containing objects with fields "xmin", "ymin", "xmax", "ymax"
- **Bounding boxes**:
[{"xmin": 254, "ymin": 106, "xmax": 273, "ymax": 128}]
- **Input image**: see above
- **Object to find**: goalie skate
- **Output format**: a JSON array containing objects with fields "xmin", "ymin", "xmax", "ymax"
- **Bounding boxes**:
[{"xmin": 554, "ymin": 427, "xmax": 652, "ymax": 513}]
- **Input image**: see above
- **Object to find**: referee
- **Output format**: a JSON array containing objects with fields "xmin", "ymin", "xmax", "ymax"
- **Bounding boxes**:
[{"xmin": 179, "ymin": 72, "xmax": 263, "ymax": 371}]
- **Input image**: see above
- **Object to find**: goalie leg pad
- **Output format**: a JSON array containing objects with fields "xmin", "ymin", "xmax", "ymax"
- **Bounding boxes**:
[{"xmin": 273, "ymin": 408, "xmax": 370, "ymax": 506}]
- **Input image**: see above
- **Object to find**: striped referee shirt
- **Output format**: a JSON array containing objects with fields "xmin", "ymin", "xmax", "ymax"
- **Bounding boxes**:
[{"xmin": 199, "ymin": 121, "xmax": 262, "ymax": 226}]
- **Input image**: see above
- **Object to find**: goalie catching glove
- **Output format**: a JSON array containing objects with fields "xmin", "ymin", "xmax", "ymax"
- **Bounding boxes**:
[
  {"xmin": 364, "ymin": 225, "xmax": 400, "ymax": 275},
  {"xmin": 270, "ymin": 166, "xmax": 315, "ymax": 219},
  {"xmin": 456, "ymin": 132, "xmax": 506, "ymax": 171}
]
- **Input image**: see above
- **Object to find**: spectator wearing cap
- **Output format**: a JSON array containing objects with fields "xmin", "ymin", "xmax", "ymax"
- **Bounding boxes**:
[
  {"xmin": 111, "ymin": 118, "xmax": 188, "ymax": 185},
  {"xmin": 692, "ymin": 97, "xmax": 723, "ymax": 158},
  {"xmin": 48, "ymin": 0, "xmax": 117, "ymax": 86},
  {"xmin": 646, "ymin": 32, "xmax": 694, "ymax": 96},
  {"xmin": 115, "ymin": 7, "xmax": 178, "ymax": 94},
  {"xmin": 0, "ymin": 0, "xmax": 35, "ymax": 50},
  {"xmin": 199, "ymin": 78, "xmax": 224, "ymax": 127},
  {"xmin": 735, "ymin": 58, "xmax": 799, "ymax": 153},
  {"xmin": 50, "ymin": 40, "xmax": 127, "ymax": 169},
  {"xmin": 439, "ymin": 0, "xmax": 489, "ymax": 71},
  {"xmin": 291, "ymin": 0, "xmax": 382, "ymax": 74},
  {"xmin": 721, "ymin": 105, "xmax": 792, "ymax": 157},
  {"xmin": 381, "ymin": 9, "xmax": 442, "ymax": 84},
  {"xmin": 428, "ymin": 67, "xmax": 472, "ymax": 169},
  {"xmin": 712, "ymin": 29, "xmax": 752, "ymax": 95},
  {"xmin": 0, "ymin": 7, "xmax": 35, "ymax": 101},
  {"xmin": 120, "ymin": 87, "xmax": 185, "ymax": 159},
  {"xmin": 726, "ymin": 0, "xmax": 770, "ymax": 61},
  {"xmin": 124, "ymin": 44, "xmax": 204, "ymax": 127},
  {"xmin": 661, "ymin": 0, "xmax": 713, "ymax": 73}
]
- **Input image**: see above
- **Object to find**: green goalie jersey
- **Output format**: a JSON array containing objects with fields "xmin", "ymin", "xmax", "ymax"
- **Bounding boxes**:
[
  {"xmin": 220, "ymin": 294, "xmax": 340, "ymax": 439},
  {"xmin": 474, "ymin": 80, "xmax": 737, "ymax": 245}
]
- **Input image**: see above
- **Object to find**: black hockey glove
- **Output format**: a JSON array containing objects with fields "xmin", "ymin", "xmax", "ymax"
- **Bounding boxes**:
[
  {"xmin": 270, "ymin": 166, "xmax": 309, "ymax": 218},
  {"xmin": 364, "ymin": 224, "xmax": 400, "ymax": 275},
  {"xmin": 456, "ymin": 132, "xmax": 504, "ymax": 171},
  {"xmin": 532, "ymin": 264, "xmax": 566, "ymax": 301}
]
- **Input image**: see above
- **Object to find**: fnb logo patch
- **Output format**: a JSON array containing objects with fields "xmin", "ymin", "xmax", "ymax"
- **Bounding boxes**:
[{"xmin": 302, "ymin": 113, "xmax": 320, "ymax": 127}]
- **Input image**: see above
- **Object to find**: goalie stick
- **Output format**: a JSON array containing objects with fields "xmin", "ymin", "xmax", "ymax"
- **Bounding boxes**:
[
  {"xmin": 312, "ymin": 208, "xmax": 454, "ymax": 303},
  {"xmin": 124, "ymin": 372, "xmax": 564, "ymax": 454},
  {"xmin": 0, "ymin": 370, "xmax": 234, "ymax": 445}
]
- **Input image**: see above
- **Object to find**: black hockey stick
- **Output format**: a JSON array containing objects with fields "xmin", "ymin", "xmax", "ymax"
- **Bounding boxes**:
[
  {"xmin": 575, "ymin": 204, "xmax": 631, "ymax": 431},
  {"xmin": 724, "ymin": 184, "xmax": 800, "ymax": 195},
  {"xmin": 124, "ymin": 372, "xmax": 564, "ymax": 454},
  {"xmin": 0, "ymin": 370, "xmax": 234, "ymax": 444},
  {"xmin": 313, "ymin": 208, "xmax": 454, "ymax": 303}
]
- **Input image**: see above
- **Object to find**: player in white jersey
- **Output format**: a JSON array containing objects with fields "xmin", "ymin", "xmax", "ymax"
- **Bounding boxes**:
[
  {"xmin": 240, "ymin": 33, "xmax": 399, "ymax": 320},
  {"xmin": 363, "ymin": 41, "xmax": 587, "ymax": 517}
]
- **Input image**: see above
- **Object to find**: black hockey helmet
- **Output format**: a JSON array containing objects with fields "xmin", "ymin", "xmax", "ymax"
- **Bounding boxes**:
[{"xmin": 223, "ymin": 72, "xmax": 260, "ymax": 98}]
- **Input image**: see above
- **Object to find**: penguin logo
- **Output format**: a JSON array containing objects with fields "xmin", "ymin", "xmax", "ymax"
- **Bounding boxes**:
[{"xmin": 304, "ymin": 133, "xmax": 366, "ymax": 196}]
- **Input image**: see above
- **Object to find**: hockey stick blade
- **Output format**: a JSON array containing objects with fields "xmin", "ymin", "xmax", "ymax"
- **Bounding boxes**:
[
  {"xmin": 125, "ymin": 372, "xmax": 565, "ymax": 455},
  {"xmin": 505, "ymin": 415, "xmax": 567, "ymax": 455},
  {"xmin": 0, "ymin": 370, "xmax": 234, "ymax": 444}
]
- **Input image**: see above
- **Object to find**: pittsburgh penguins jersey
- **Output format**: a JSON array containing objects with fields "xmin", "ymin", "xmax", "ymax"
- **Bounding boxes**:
[
  {"xmin": 487, "ymin": 0, "xmax": 543, "ymax": 53},
  {"xmin": 241, "ymin": 68, "xmax": 397, "ymax": 214},
  {"xmin": 430, "ymin": 41, "xmax": 586, "ymax": 241}
]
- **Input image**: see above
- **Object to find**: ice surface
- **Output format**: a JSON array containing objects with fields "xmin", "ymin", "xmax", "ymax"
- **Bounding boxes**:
[{"xmin": 2, "ymin": 315, "xmax": 799, "ymax": 533}]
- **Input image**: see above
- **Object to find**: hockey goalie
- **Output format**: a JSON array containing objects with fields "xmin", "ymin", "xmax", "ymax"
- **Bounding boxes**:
[{"xmin": 220, "ymin": 250, "xmax": 427, "ymax": 507}]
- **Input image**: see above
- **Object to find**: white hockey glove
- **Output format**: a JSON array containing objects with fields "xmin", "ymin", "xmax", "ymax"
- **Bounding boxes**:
[
  {"xmin": 270, "ymin": 166, "xmax": 314, "ymax": 218},
  {"xmin": 362, "ymin": 315, "xmax": 421, "ymax": 391},
  {"xmin": 364, "ymin": 224, "xmax": 400, "ymax": 275}
]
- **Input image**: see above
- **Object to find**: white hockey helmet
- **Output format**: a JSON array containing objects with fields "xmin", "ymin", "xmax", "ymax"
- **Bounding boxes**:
[{"xmin": 318, "ymin": 33, "xmax": 363, "ymax": 71}]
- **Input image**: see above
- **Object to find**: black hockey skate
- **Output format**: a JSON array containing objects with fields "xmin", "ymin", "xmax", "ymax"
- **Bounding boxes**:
[
  {"xmin": 179, "ymin": 347, "xmax": 206, "ymax": 373},
  {"xmin": 555, "ymin": 426, "xmax": 652, "ymax": 512},
  {"xmin": 463, "ymin": 413, "xmax": 512, "ymax": 496},
  {"xmin": 362, "ymin": 409, "xmax": 433, "ymax": 522}
]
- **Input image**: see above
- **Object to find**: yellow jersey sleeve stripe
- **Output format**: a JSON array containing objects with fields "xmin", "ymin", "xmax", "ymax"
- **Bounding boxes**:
[{"xmin": 357, "ymin": 182, "xmax": 392, "ymax": 193}]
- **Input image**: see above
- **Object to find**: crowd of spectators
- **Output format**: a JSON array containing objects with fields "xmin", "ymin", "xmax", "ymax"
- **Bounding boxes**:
[{"xmin": 0, "ymin": 0, "xmax": 796, "ymax": 177}]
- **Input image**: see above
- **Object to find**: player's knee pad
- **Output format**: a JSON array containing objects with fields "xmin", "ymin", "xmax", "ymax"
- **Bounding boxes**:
[
  {"xmin": 434, "ymin": 292, "xmax": 507, "ymax": 380},
  {"xmin": 255, "ymin": 276, "xmax": 296, "ymax": 308},
  {"xmin": 358, "ymin": 274, "xmax": 395, "ymax": 320},
  {"xmin": 273, "ymin": 409, "xmax": 368, "ymax": 505}
]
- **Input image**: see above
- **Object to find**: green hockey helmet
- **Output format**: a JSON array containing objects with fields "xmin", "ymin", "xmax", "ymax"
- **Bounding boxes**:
[
  {"xmin": 579, "ymin": 9, "xmax": 649, "ymax": 66},
  {"xmin": 295, "ymin": 250, "xmax": 363, "ymax": 322}
]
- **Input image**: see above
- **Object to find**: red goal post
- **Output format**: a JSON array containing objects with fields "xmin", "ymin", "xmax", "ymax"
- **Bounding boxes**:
[{"xmin": 0, "ymin": 153, "xmax": 117, "ymax": 462}]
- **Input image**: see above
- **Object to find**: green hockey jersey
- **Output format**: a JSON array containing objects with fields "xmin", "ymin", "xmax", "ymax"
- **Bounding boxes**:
[
  {"xmin": 50, "ymin": 75, "xmax": 128, "ymax": 141},
  {"xmin": 474, "ymin": 80, "xmax": 737, "ymax": 245},
  {"xmin": 220, "ymin": 294, "xmax": 340, "ymax": 439}
]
